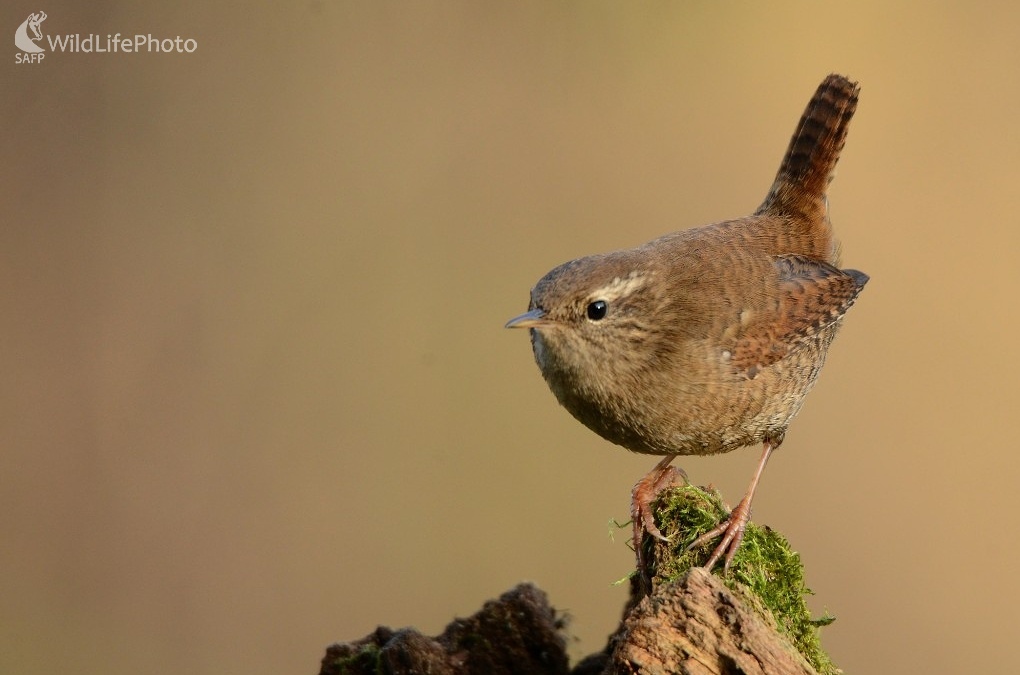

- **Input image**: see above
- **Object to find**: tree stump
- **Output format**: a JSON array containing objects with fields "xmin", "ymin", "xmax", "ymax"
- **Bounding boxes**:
[{"xmin": 320, "ymin": 485, "xmax": 839, "ymax": 675}]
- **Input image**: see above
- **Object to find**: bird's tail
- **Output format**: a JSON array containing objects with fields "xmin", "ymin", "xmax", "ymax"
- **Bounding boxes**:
[{"xmin": 758, "ymin": 74, "xmax": 860, "ymax": 226}]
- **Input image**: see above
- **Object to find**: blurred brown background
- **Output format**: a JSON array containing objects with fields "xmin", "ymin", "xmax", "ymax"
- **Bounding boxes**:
[{"xmin": 4, "ymin": 2, "xmax": 1018, "ymax": 674}]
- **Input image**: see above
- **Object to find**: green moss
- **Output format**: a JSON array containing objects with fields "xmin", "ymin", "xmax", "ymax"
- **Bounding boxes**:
[{"xmin": 647, "ymin": 484, "xmax": 840, "ymax": 675}]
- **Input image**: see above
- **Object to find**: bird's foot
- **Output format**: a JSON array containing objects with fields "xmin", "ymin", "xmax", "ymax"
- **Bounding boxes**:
[
  {"xmin": 687, "ymin": 492, "xmax": 753, "ymax": 575},
  {"xmin": 630, "ymin": 455, "xmax": 686, "ymax": 587}
]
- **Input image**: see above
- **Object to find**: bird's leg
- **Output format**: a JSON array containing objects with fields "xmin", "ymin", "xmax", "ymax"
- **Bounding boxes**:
[
  {"xmin": 631, "ymin": 454, "xmax": 687, "ymax": 581},
  {"xmin": 688, "ymin": 440, "xmax": 775, "ymax": 574}
]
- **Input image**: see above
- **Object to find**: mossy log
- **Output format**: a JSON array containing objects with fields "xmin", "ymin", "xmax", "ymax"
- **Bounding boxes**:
[{"xmin": 320, "ymin": 485, "xmax": 839, "ymax": 675}]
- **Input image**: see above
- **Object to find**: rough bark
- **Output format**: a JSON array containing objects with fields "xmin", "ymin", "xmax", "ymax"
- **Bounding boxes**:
[
  {"xmin": 319, "ymin": 569, "xmax": 819, "ymax": 675},
  {"xmin": 602, "ymin": 568, "xmax": 818, "ymax": 675},
  {"xmin": 319, "ymin": 582, "xmax": 570, "ymax": 675}
]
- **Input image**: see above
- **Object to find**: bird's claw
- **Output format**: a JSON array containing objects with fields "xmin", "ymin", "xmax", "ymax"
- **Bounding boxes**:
[{"xmin": 687, "ymin": 495, "xmax": 753, "ymax": 574}]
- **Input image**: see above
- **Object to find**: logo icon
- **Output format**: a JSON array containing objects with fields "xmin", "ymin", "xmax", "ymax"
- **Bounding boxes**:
[{"xmin": 15, "ymin": 11, "xmax": 47, "ymax": 53}]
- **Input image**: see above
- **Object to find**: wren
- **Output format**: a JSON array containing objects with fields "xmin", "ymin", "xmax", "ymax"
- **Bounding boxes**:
[{"xmin": 506, "ymin": 74, "xmax": 868, "ymax": 573}]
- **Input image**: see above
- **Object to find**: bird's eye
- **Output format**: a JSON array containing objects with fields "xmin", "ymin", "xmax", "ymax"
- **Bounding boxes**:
[{"xmin": 586, "ymin": 300, "xmax": 608, "ymax": 321}]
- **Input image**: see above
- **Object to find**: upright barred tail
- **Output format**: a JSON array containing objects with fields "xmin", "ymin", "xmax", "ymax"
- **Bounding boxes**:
[{"xmin": 758, "ymin": 74, "xmax": 860, "ymax": 224}]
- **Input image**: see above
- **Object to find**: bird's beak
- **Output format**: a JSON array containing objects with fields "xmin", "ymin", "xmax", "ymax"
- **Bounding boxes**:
[{"xmin": 505, "ymin": 308, "xmax": 547, "ymax": 329}]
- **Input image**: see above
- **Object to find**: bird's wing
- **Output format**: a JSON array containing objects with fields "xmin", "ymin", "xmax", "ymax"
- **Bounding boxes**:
[{"xmin": 728, "ymin": 255, "xmax": 867, "ymax": 377}]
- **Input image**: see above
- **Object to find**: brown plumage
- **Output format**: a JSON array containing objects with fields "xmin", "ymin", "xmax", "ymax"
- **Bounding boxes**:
[{"xmin": 506, "ymin": 74, "xmax": 868, "ymax": 574}]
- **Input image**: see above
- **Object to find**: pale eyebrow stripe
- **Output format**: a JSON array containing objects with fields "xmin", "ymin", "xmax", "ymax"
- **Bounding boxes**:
[{"xmin": 590, "ymin": 271, "xmax": 649, "ymax": 302}]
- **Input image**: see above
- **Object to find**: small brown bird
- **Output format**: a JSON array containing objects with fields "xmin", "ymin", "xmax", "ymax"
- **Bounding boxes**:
[{"xmin": 506, "ymin": 74, "xmax": 867, "ymax": 573}]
